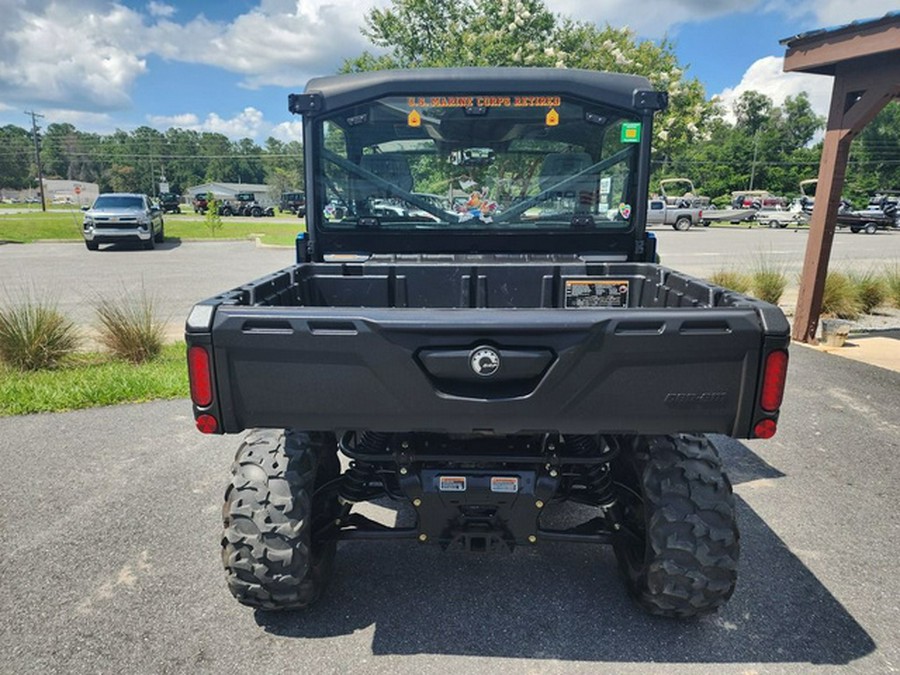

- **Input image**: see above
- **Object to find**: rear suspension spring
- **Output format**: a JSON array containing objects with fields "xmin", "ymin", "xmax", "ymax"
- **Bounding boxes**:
[{"xmin": 568, "ymin": 435, "xmax": 617, "ymax": 509}]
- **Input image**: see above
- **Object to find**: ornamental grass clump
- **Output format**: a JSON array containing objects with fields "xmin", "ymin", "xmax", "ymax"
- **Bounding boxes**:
[
  {"xmin": 0, "ymin": 295, "xmax": 79, "ymax": 370},
  {"xmin": 885, "ymin": 264, "xmax": 900, "ymax": 309},
  {"xmin": 848, "ymin": 271, "xmax": 887, "ymax": 315},
  {"xmin": 94, "ymin": 288, "xmax": 166, "ymax": 363},
  {"xmin": 750, "ymin": 258, "xmax": 788, "ymax": 306},
  {"xmin": 820, "ymin": 271, "xmax": 861, "ymax": 320},
  {"xmin": 708, "ymin": 269, "xmax": 752, "ymax": 295}
]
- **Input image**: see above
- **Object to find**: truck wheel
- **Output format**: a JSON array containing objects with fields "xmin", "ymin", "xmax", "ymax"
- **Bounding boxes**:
[
  {"xmin": 222, "ymin": 429, "xmax": 340, "ymax": 610},
  {"xmin": 85, "ymin": 240, "xmax": 99, "ymax": 251},
  {"xmin": 673, "ymin": 217, "xmax": 691, "ymax": 231},
  {"xmin": 613, "ymin": 434, "xmax": 739, "ymax": 618},
  {"xmin": 251, "ymin": 206, "xmax": 262, "ymax": 218},
  {"xmin": 864, "ymin": 222, "xmax": 877, "ymax": 235},
  {"xmin": 143, "ymin": 235, "xmax": 155, "ymax": 250},
  {"xmin": 154, "ymin": 223, "xmax": 164, "ymax": 243}
]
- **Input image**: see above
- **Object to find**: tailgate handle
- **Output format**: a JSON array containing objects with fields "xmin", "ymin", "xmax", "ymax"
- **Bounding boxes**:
[
  {"xmin": 308, "ymin": 320, "xmax": 358, "ymax": 335},
  {"xmin": 679, "ymin": 320, "xmax": 732, "ymax": 335},
  {"xmin": 241, "ymin": 320, "xmax": 294, "ymax": 335}
]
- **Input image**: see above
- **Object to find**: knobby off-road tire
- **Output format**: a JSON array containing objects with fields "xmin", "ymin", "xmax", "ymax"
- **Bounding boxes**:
[
  {"xmin": 222, "ymin": 429, "xmax": 340, "ymax": 610},
  {"xmin": 613, "ymin": 434, "xmax": 739, "ymax": 618}
]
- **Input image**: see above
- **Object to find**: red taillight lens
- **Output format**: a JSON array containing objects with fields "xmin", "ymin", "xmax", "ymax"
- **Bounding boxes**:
[
  {"xmin": 760, "ymin": 349, "xmax": 788, "ymax": 412},
  {"xmin": 196, "ymin": 414, "xmax": 218, "ymax": 434},
  {"xmin": 188, "ymin": 345, "xmax": 212, "ymax": 407},
  {"xmin": 754, "ymin": 419, "xmax": 777, "ymax": 439}
]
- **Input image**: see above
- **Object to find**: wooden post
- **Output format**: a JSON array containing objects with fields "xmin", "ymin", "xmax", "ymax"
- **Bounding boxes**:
[{"xmin": 792, "ymin": 60, "xmax": 899, "ymax": 343}]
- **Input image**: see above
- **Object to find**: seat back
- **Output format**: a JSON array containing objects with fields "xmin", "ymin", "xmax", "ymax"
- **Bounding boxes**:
[
  {"xmin": 539, "ymin": 153, "xmax": 596, "ymax": 210},
  {"xmin": 352, "ymin": 153, "xmax": 413, "ymax": 202}
]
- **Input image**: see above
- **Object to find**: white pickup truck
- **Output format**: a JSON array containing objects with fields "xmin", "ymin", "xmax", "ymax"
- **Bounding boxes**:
[{"xmin": 645, "ymin": 198, "xmax": 704, "ymax": 231}]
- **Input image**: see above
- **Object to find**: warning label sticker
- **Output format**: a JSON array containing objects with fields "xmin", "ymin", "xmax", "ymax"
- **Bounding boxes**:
[
  {"xmin": 439, "ymin": 476, "xmax": 467, "ymax": 492},
  {"xmin": 564, "ymin": 279, "xmax": 629, "ymax": 308},
  {"xmin": 490, "ymin": 476, "xmax": 520, "ymax": 494}
]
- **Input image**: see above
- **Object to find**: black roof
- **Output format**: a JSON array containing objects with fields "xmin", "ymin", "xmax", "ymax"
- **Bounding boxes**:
[{"xmin": 295, "ymin": 67, "xmax": 664, "ymax": 116}]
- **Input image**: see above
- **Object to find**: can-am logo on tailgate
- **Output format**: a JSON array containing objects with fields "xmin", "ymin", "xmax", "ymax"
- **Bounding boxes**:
[{"xmin": 470, "ymin": 347, "xmax": 500, "ymax": 377}]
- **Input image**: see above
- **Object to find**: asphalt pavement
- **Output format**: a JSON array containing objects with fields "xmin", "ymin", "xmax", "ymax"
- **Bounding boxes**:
[{"xmin": 1, "ymin": 345, "xmax": 898, "ymax": 674}]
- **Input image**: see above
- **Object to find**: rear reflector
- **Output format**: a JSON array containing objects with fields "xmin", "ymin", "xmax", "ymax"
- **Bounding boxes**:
[
  {"xmin": 760, "ymin": 349, "xmax": 788, "ymax": 412},
  {"xmin": 196, "ymin": 414, "xmax": 218, "ymax": 434},
  {"xmin": 188, "ymin": 345, "xmax": 212, "ymax": 407},
  {"xmin": 754, "ymin": 419, "xmax": 777, "ymax": 439}
]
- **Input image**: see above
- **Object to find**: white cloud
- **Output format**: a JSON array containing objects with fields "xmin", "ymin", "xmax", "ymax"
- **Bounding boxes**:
[
  {"xmin": 147, "ymin": 113, "xmax": 200, "ymax": 127},
  {"xmin": 148, "ymin": 0, "xmax": 390, "ymax": 89},
  {"xmin": 147, "ymin": 2, "xmax": 175, "ymax": 18},
  {"xmin": 715, "ymin": 55, "xmax": 833, "ymax": 122},
  {"xmin": 763, "ymin": 0, "xmax": 897, "ymax": 28},
  {"xmin": 545, "ymin": 0, "xmax": 753, "ymax": 37},
  {"xmin": 147, "ymin": 107, "xmax": 266, "ymax": 139},
  {"xmin": 0, "ymin": 2, "xmax": 147, "ymax": 111},
  {"xmin": 270, "ymin": 121, "xmax": 304, "ymax": 143},
  {"xmin": 0, "ymin": 0, "xmax": 383, "ymax": 116}
]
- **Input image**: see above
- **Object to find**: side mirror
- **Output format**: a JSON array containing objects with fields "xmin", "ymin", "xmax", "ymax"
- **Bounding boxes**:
[{"xmin": 81, "ymin": 205, "xmax": 89, "ymax": 211}]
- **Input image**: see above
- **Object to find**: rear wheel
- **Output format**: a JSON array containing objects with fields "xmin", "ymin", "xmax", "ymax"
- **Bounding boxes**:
[
  {"xmin": 673, "ymin": 216, "xmax": 692, "ymax": 231},
  {"xmin": 250, "ymin": 206, "xmax": 262, "ymax": 218},
  {"xmin": 613, "ymin": 434, "xmax": 739, "ymax": 617},
  {"xmin": 222, "ymin": 429, "xmax": 341, "ymax": 610}
]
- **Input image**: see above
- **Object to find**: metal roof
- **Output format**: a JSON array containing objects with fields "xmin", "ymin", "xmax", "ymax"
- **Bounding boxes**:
[{"xmin": 780, "ymin": 11, "xmax": 898, "ymax": 47}]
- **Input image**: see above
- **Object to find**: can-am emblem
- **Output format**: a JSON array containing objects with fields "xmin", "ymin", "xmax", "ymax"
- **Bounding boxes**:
[{"xmin": 470, "ymin": 346, "xmax": 500, "ymax": 377}]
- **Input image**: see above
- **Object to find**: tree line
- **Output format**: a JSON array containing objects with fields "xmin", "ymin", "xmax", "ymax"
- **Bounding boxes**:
[
  {"xmin": 1, "ymin": 0, "xmax": 897, "ymax": 205},
  {"xmin": 0, "ymin": 124, "xmax": 304, "ymax": 200}
]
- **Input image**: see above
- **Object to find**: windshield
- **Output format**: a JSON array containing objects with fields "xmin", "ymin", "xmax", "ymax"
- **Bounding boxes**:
[
  {"xmin": 93, "ymin": 196, "xmax": 144, "ymax": 210},
  {"xmin": 315, "ymin": 94, "xmax": 641, "ymax": 231}
]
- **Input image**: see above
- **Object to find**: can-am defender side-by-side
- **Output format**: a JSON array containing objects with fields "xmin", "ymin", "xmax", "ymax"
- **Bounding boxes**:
[{"xmin": 186, "ymin": 68, "xmax": 789, "ymax": 618}]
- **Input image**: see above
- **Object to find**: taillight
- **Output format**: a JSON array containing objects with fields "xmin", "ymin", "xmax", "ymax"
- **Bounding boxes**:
[
  {"xmin": 760, "ymin": 349, "xmax": 788, "ymax": 412},
  {"xmin": 196, "ymin": 414, "xmax": 218, "ymax": 434},
  {"xmin": 754, "ymin": 419, "xmax": 777, "ymax": 439},
  {"xmin": 188, "ymin": 345, "xmax": 212, "ymax": 407}
]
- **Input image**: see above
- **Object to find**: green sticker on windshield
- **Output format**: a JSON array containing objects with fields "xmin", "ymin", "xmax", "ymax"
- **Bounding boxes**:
[{"xmin": 621, "ymin": 123, "xmax": 642, "ymax": 143}]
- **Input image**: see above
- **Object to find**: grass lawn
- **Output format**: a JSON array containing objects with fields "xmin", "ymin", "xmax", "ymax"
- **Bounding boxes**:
[
  {"xmin": 0, "ymin": 342, "xmax": 189, "ymax": 416},
  {"xmin": 165, "ymin": 213, "xmax": 305, "ymax": 246},
  {"xmin": 0, "ymin": 210, "xmax": 85, "ymax": 241},
  {"xmin": 0, "ymin": 209, "xmax": 305, "ymax": 246}
]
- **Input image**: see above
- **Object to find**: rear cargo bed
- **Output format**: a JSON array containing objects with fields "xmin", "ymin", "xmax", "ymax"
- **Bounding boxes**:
[{"xmin": 187, "ymin": 260, "xmax": 789, "ymax": 437}]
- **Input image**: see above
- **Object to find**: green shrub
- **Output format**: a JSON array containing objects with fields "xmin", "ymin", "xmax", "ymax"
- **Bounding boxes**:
[
  {"xmin": 94, "ymin": 288, "xmax": 166, "ymax": 363},
  {"xmin": 820, "ymin": 271, "xmax": 861, "ymax": 320},
  {"xmin": 751, "ymin": 260, "xmax": 788, "ymax": 305},
  {"xmin": 0, "ymin": 295, "xmax": 80, "ymax": 370},
  {"xmin": 205, "ymin": 193, "xmax": 223, "ymax": 237},
  {"xmin": 848, "ymin": 271, "xmax": 887, "ymax": 315},
  {"xmin": 709, "ymin": 269, "xmax": 751, "ymax": 294}
]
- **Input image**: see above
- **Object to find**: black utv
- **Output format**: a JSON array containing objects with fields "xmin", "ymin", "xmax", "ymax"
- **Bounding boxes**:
[{"xmin": 186, "ymin": 67, "xmax": 789, "ymax": 618}]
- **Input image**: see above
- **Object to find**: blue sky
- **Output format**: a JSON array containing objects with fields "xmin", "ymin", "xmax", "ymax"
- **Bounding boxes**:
[{"xmin": 0, "ymin": 0, "xmax": 895, "ymax": 142}]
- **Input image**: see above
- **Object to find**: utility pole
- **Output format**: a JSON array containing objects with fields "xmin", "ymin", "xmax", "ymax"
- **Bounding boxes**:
[
  {"xmin": 24, "ymin": 110, "xmax": 46, "ymax": 212},
  {"xmin": 748, "ymin": 128, "xmax": 760, "ymax": 191}
]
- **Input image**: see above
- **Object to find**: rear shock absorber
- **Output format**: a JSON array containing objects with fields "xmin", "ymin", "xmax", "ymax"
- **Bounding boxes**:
[
  {"xmin": 338, "ymin": 431, "xmax": 390, "ymax": 504},
  {"xmin": 567, "ymin": 435, "xmax": 617, "ymax": 510}
]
